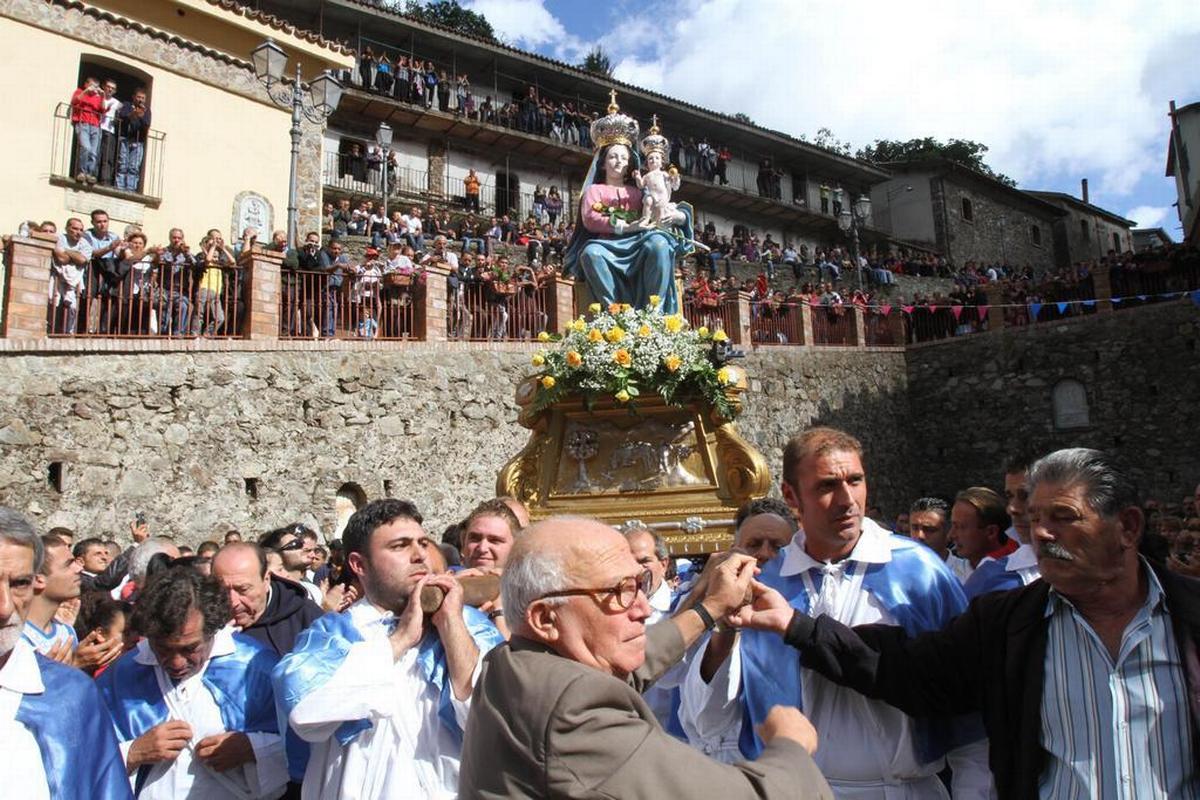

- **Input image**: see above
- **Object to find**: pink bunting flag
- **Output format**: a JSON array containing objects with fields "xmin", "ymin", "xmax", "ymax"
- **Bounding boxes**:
[
  {"xmin": 879, "ymin": 305, "xmax": 892, "ymax": 317},
  {"xmin": 951, "ymin": 305, "xmax": 964, "ymax": 320},
  {"xmin": 929, "ymin": 305, "xmax": 939, "ymax": 312},
  {"xmin": 902, "ymin": 305, "xmax": 915, "ymax": 314},
  {"xmin": 978, "ymin": 306, "xmax": 989, "ymax": 321}
]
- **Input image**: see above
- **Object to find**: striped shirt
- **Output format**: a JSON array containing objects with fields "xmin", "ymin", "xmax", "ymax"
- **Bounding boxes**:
[
  {"xmin": 21, "ymin": 619, "xmax": 77, "ymax": 656},
  {"xmin": 1040, "ymin": 561, "xmax": 1199, "ymax": 799}
]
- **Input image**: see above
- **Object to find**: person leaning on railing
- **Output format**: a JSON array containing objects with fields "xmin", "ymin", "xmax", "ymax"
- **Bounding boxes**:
[{"xmin": 190, "ymin": 229, "xmax": 234, "ymax": 337}]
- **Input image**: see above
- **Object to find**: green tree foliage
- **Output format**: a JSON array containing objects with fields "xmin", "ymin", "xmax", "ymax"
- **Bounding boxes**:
[
  {"xmin": 856, "ymin": 137, "xmax": 1016, "ymax": 186},
  {"xmin": 579, "ymin": 46, "xmax": 614, "ymax": 78},
  {"xmin": 732, "ymin": 112, "xmax": 754, "ymax": 125},
  {"xmin": 399, "ymin": 1, "xmax": 496, "ymax": 41}
]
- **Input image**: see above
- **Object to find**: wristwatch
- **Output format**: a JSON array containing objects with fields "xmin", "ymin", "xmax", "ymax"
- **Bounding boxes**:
[{"xmin": 486, "ymin": 609, "xmax": 504, "ymax": 621}]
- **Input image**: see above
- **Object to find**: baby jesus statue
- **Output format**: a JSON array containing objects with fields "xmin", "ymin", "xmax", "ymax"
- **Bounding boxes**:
[{"xmin": 633, "ymin": 150, "xmax": 680, "ymax": 229}]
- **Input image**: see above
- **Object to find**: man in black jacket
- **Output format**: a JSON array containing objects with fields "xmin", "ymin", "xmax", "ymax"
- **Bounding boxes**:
[
  {"xmin": 731, "ymin": 447, "xmax": 1200, "ymax": 799},
  {"xmin": 211, "ymin": 542, "xmax": 322, "ymax": 655}
]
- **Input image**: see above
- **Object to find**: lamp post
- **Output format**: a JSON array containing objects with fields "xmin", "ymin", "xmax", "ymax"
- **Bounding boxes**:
[
  {"xmin": 251, "ymin": 39, "xmax": 343, "ymax": 249},
  {"xmin": 835, "ymin": 188, "xmax": 872, "ymax": 290},
  {"xmin": 376, "ymin": 122, "xmax": 393, "ymax": 221}
]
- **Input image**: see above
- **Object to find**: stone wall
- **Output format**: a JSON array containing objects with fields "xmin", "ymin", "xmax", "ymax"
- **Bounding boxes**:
[
  {"xmin": 0, "ymin": 346, "xmax": 911, "ymax": 546},
  {"xmin": 906, "ymin": 300, "xmax": 1200, "ymax": 504}
]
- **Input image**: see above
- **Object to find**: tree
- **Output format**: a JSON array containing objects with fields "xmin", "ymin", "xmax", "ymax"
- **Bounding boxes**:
[
  {"xmin": 399, "ymin": 0, "xmax": 496, "ymax": 41},
  {"xmin": 856, "ymin": 137, "xmax": 1016, "ymax": 186},
  {"xmin": 579, "ymin": 46, "xmax": 613, "ymax": 78},
  {"xmin": 732, "ymin": 112, "xmax": 754, "ymax": 126},
  {"xmin": 810, "ymin": 127, "xmax": 852, "ymax": 157}
]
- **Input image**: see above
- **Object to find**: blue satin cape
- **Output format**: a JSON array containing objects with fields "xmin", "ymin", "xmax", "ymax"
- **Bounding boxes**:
[
  {"xmin": 738, "ymin": 534, "xmax": 981, "ymax": 761},
  {"xmin": 96, "ymin": 633, "xmax": 282, "ymax": 795},
  {"xmin": 272, "ymin": 607, "xmax": 504, "ymax": 750},
  {"xmin": 962, "ymin": 556, "xmax": 1024, "ymax": 599},
  {"xmin": 16, "ymin": 654, "xmax": 133, "ymax": 800}
]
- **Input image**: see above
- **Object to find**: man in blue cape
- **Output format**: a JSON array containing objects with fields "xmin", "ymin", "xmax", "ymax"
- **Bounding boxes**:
[
  {"xmin": 678, "ymin": 428, "xmax": 993, "ymax": 799},
  {"xmin": 0, "ymin": 506, "xmax": 131, "ymax": 800},
  {"xmin": 272, "ymin": 498, "xmax": 504, "ymax": 800},
  {"xmin": 97, "ymin": 565, "xmax": 289, "ymax": 799}
]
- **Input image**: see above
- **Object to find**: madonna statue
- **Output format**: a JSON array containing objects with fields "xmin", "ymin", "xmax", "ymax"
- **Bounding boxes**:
[{"xmin": 562, "ymin": 93, "xmax": 695, "ymax": 314}]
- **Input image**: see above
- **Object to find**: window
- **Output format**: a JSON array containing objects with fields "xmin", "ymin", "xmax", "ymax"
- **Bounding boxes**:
[
  {"xmin": 1031, "ymin": 225, "xmax": 1042, "ymax": 246},
  {"xmin": 1052, "ymin": 379, "xmax": 1090, "ymax": 429},
  {"xmin": 961, "ymin": 197, "xmax": 974, "ymax": 222},
  {"xmin": 1080, "ymin": 219, "xmax": 1090, "ymax": 240},
  {"xmin": 335, "ymin": 483, "xmax": 368, "ymax": 538},
  {"xmin": 1112, "ymin": 232, "xmax": 1121, "ymax": 252}
]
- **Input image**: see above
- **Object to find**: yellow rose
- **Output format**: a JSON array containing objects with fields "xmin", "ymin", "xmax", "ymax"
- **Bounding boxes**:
[
  {"xmin": 620, "ymin": 304, "xmax": 632, "ymax": 312},
  {"xmin": 531, "ymin": 353, "xmax": 546, "ymax": 366},
  {"xmin": 587, "ymin": 328, "xmax": 604, "ymax": 343},
  {"xmin": 608, "ymin": 303, "xmax": 622, "ymax": 314},
  {"xmin": 615, "ymin": 389, "xmax": 631, "ymax": 403},
  {"xmin": 537, "ymin": 331, "xmax": 551, "ymax": 342},
  {"xmin": 591, "ymin": 202, "xmax": 606, "ymax": 212},
  {"xmin": 664, "ymin": 315, "xmax": 684, "ymax": 333},
  {"xmin": 648, "ymin": 294, "xmax": 662, "ymax": 306},
  {"xmin": 697, "ymin": 326, "xmax": 710, "ymax": 337},
  {"xmin": 717, "ymin": 367, "xmax": 735, "ymax": 385},
  {"xmin": 613, "ymin": 349, "xmax": 632, "ymax": 367},
  {"xmin": 637, "ymin": 324, "xmax": 652, "ymax": 338},
  {"xmin": 570, "ymin": 318, "xmax": 586, "ymax": 333},
  {"xmin": 566, "ymin": 351, "xmax": 583, "ymax": 367},
  {"xmin": 713, "ymin": 330, "xmax": 729, "ymax": 342},
  {"xmin": 541, "ymin": 375, "xmax": 556, "ymax": 389},
  {"xmin": 664, "ymin": 354, "xmax": 682, "ymax": 372},
  {"xmin": 604, "ymin": 326, "xmax": 625, "ymax": 343},
  {"xmin": 588, "ymin": 303, "xmax": 602, "ymax": 314}
]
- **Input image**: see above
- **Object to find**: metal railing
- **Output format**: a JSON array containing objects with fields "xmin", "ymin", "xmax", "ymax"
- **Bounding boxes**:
[
  {"xmin": 47, "ymin": 259, "xmax": 244, "ymax": 338},
  {"xmin": 51, "ymin": 102, "xmax": 165, "ymax": 201},
  {"xmin": 322, "ymin": 151, "xmax": 429, "ymax": 199},
  {"xmin": 682, "ymin": 293, "xmax": 735, "ymax": 337},
  {"xmin": 449, "ymin": 278, "xmax": 552, "ymax": 341},
  {"xmin": 748, "ymin": 301, "xmax": 806, "ymax": 345},
  {"xmin": 811, "ymin": 304, "xmax": 854, "ymax": 345},
  {"xmin": 1110, "ymin": 257, "xmax": 1200, "ymax": 310},
  {"xmin": 279, "ymin": 268, "xmax": 421, "ymax": 340}
]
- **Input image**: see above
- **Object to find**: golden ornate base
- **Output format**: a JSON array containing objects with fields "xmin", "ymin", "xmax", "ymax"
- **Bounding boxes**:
[{"xmin": 497, "ymin": 366, "xmax": 771, "ymax": 554}]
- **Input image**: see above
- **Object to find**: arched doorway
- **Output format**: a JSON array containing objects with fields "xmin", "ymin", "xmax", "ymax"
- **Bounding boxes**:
[{"xmin": 334, "ymin": 482, "xmax": 368, "ymax": 539}]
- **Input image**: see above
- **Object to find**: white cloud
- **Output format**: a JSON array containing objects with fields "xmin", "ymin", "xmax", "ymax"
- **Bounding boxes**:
[
  {"xmin": 463, "ymin": 0, "xmax": 588, "ymax": 62},
  {"xmin": 595, "ymin": 0, "xmax": 1200, "ymax": 203},
  {"xmin": 1124, "ymin": 205, "xmax": 1170, "ymax": 229}
]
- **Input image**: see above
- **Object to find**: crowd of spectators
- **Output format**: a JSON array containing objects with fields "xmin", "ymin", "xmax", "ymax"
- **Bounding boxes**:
[{"xmin": 68, "ymin": 76, "xmax": 152, "ymax": 192}]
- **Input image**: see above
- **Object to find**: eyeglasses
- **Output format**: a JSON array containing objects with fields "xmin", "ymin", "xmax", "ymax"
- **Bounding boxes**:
[
  {"xmin": 538, "ymin": 568, "xmax": 653, "ymax": 610},
  {"xmin": 278, "ymin": 538, "xmax": 307, "ymax": 552}
]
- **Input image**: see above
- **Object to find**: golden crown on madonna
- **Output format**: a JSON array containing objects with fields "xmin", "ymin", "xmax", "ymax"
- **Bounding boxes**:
[
  {"xmin": 590, "ymin": 89, "xmax": 640, "ymax": 151},
  {"xmin": 639, "ymin": 114, "xmax": 669, "ymax": 160}
]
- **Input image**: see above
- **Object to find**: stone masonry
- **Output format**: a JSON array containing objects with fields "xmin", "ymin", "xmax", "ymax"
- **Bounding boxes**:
[{"xmin": 0, "ymin": 346, "xmax": 911, "ymax": 545}]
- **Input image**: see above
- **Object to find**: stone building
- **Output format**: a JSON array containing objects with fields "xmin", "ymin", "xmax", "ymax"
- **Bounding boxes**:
[
  {"xmin": 236, "ymin": 0, "xmax": 891, "ymax": 253},
  {"xmin": 870, "ymin": 158, "xmax": 1064, "ymax": 271},
  {"xmin": 1133, "ymin": 227, "xmax": 1173, "ymax": 251},
  {"xmin": 1027, "ymin": 181, "xmax": 1136, "ymax": 264},
  {"xmin": 0, "ymin": 0, "xmax": 353, "ymax": 243},
  {"xmin": 1168, "ymin": 99, "xmax": 1200, "ymax": 244}
]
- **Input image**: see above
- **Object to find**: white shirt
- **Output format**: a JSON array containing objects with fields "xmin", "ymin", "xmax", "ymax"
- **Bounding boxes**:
[
  {"xmin": 131, "ymin": 627, "xmax": 288, "ymax": 800},
  {"xmin": 1005, "ymin": 542, "xmax": 1041, "ymax": 585},
  {"xmin": 101, "ymin": 96, "xmax": 121, "ymax": 133},
  {"xmin": 680, "ymin": 520, "xmax": 993, "ymax": 799},
  {"xmin": 945, "ymin": 551, "xmax": 974, "ymax": 584},
  {"xmin": 405, "ymin": 216, "xmax": 423, "ymax": 237},
  {"xmin": 0, "ymin": 640, "xmax": 51, "ymax": 800},
  {"xmin": 289, "ymin": 600, "xmax": 481, "ymax": 800}
]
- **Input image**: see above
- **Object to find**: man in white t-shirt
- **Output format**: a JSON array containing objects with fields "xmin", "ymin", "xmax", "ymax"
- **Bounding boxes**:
[
  {"xmin": 98, "ymin": 79, "xmax": 121, "ymax": 185},
  {"xmin": 404, "ymin": 206, "xmax": 425, "ymax": 252}
]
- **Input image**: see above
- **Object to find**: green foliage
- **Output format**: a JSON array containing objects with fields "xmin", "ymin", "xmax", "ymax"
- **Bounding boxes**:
[
  {"xmin": 856, "ymin": 137, "xmax": 1016, "ymax": 187},
  {"xmin": 580, "ymin": 46, "xmax": 614, "ymax": 78},
  {"xmin": 400, "ymin": 1, "xmax": 496, "ymax": 41},
  {"xmin": 732, "ymin": 112, "xmax": 755, "ymax": 125}
]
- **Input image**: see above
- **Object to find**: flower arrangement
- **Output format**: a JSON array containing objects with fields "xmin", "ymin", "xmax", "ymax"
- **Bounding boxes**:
[
  {"xmin": 591, "ymin": 201, "xmax": 640, "ymax": 228},
  {"xmin": 529, "ymin": 297, "xmax": 736, "ymax": 419}
]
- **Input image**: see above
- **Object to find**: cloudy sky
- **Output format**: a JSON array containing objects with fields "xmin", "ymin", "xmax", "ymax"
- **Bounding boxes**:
[{"xmin": 462, "ymin": 0, "xmax": 1200, "ymax": 237}]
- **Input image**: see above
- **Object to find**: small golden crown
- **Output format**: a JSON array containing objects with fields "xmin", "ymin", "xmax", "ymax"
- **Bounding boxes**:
[
  {"xmin": 590, "ymin": 89, "xmax": 640, "ymax": 151},
  {"xmin": 639, "ymin": 114, "xmax": 669, "ymax": 160}
]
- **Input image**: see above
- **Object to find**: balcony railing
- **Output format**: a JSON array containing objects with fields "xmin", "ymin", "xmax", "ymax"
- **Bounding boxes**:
[
  {"xmin": 280, "ymin": 268, "xmax": 420, "ymax": 340},
  {"xmin": 450, "ymin": 279, "xmax": 552, "ymax": 341},
  {"xmin": 322, "ymin": 152, "xmax": 429, "ymax": 200},
  {"xmin": 50, "ymin": 103, "xmax": 165, "ymax": 202}
]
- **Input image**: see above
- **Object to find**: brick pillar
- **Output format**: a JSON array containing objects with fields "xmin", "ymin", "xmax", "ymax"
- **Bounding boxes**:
[
  {"xmin": 2, "ymin": 232, "xmax": 55, "ymax": 340},
  {"xmin": 545, "ymin": 274, "xmax": 576, "ymax": 335},
  {"xmin": 427, "ymin": 140, "xmax": 447, "ymax": 199},
  {"xmin": 849, "ymin": 306, "xmax": 865, "ymax": 346},
  {"xmin": 798, "ymin": 302, "xmax": 814, "ymax": 346},
  {"xmin": 420, "ymin": 263, "xmax": 449, "ymax": 341},
  {"xmin": 1092, "ymin": 263, "xmax": 1113, "ymax": 314},
  {"xmin": 241, "ymin": 247, "xmax": 280, "ymax": 340},
  {"xmin": 723, "ymin": 290, "xmax": 752, "ymax": 345}
]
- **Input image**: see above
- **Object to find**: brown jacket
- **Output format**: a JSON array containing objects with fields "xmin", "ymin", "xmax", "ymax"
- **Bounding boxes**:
[{"xmin": 458, "ymin": 618, "xmax": 833, "ymax": 799}]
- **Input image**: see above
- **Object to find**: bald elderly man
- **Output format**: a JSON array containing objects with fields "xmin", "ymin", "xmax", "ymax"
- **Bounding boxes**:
[{"xmin": 458, "ymin": 516, "xmax": 832, "ymax": 799}]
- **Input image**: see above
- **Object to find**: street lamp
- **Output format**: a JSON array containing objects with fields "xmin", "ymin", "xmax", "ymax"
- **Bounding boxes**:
[
  {"xmin": 376, "ymin": 121, "xmax": 393, "ymax": 220},
  {"xmin": 252, "ymin": 39, "xmax": 344, "ymax": 249},
  {"xmin": 835, "ymin": 188, "xmax": 872, "ymax": 290}
]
